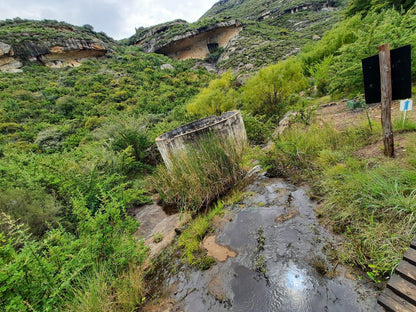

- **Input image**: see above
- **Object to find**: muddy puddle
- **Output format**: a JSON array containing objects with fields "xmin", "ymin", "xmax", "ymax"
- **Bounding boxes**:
[{"xmin": 146, "ymin": 174, "xmax": 383, "ymax": 312}]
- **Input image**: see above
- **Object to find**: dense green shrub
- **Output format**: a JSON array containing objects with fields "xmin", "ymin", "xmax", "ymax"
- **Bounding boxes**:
[
  {"xmin": 241, "ymin": 111, "xmax": 273, "ymax": 145},
  {"xmin": 0, "ymin": 193, "xmax": 146, "ymax": 311},
  {"xmin": 242, "ymin": 58, "xmax": 308, "ymax": 120},
  {"xmin": 301, "ymin": 7, "xmax": 416, "ymax": 96},
  {"xmin": 186, "ymin": 70, "xmax": 238, "ymax": 117}
]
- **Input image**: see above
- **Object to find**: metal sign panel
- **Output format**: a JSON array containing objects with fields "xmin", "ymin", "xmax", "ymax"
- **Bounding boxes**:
[
  {"xmin": 362, "ymin": 54, "xmax": 380, "ymax": 104},
  {"xmin": 362, "ymin": 45, "xmax": 412, "ymax": 104},
  {"xmin": 391, "ymin": 45, "xmax": 412, "ymax": 101},
  {"xmin": 400, "ymin": 99, "xmax": 413, "ymax": 111}
]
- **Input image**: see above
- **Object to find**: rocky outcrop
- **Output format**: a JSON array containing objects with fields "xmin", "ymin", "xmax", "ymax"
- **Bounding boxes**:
[
  {"xmin": 0, "ymin": 42, "xmax": 22, "ymax": 72},
  {"xmin": 38, "ymin": 39, "xmax": 108, "ymax": 68},
  {"xmin": 0, "ymin": 38, "xmax": 108, "ymax": 72},
  {"xmin": 0, "ymin": 19, "xmax": 116, "ymax": 72},
  {"xmin": 134, "ymin": 19, "xmax": 188, "ymax": 48},
  {"xmin": 257, "ymin": 1, "xmax": 336, "ymax": 21},
  {"xmin": 137, "ymin": 20, "xmax": 243, "ymax": 61}
]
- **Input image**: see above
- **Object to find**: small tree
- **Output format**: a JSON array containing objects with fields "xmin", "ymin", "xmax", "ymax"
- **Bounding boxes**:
[
  {"xmin": 82, "ymin": 24, "xmax": 94, "ymax": 31},
  {"xmin": 242, "ymin": 58, "xmax": 308, "ymax": 121},
  {"xmin": 186, "ymin": 70, "xmax": 238, "ymax": 117}
]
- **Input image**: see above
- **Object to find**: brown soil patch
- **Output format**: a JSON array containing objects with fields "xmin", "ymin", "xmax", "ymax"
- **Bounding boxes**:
[
  {"xmin": 353, "ymin": 133, "xmax": 412, "ymax": 160},
  {"xmin": 142, "ymin": 298, "xmax": 180, "ymax": 312},
  {"xmin": 317, "ymin": 100, "xmax": 416, "ymax": 131},
  {"xmin": 211, "ymin": 212, "xmax": 233, "ymax": 230},
  {"xmin": 201, "ymin": 235, "xmax": 237, "ymax": 262}
]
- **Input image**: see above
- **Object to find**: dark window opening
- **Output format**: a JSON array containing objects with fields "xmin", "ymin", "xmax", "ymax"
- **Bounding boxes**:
[{"xmin": 207, "ymin": 43, "xmax": 219, "ymax": 53}]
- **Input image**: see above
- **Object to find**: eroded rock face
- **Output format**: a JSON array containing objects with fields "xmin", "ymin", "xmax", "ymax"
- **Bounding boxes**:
[
  {"xmin": 0, "ymin": 42, "xmax": 22, "ymax": 72},
  {"xmin": 39, "ymin": 39, "xmax": 108, "ymax": 68},
  {"xmin": 138, "ymin": 20, "xmax": 243, "ymax": 61},
  {"xmin": 0, "ymin": 38, "xmax": 108, "ymax": 72}
]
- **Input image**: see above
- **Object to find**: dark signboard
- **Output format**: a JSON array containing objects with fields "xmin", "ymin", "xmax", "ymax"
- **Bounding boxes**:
[{"xmin": 362, "ymin": 45, "xmax": 411, "ymax": 104}]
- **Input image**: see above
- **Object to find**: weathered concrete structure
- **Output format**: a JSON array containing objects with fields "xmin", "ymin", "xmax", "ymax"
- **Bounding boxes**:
[{"xmin": 155, "ymin": 110, "xmax": 247, "ymax": 167}]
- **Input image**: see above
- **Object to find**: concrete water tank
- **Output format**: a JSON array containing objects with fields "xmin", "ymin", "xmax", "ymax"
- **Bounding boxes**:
[{"xmin": 155, "ymin": 110, "xmax": 247, "ymax": 167}]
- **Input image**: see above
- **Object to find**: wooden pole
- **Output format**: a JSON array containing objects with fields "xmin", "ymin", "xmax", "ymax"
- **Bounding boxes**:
[{"xmin": 378, "ymin": 43, "xmax": 394, "ymax": 158}]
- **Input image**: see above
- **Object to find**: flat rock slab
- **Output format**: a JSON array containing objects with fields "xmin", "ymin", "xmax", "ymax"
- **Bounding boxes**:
[{"xmin": 130, "ymin": 203, "xmax": 181, "ymax": 259}]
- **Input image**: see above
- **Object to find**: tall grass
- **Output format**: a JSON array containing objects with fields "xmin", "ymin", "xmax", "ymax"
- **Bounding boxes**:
[
  {"xmin": 66, "ymin": 265, "xmax": 146, "ymax": 312},
  {"xmin": 152, "ymin": 135, "xmax": 246, "ymax": 212},
  {"xmin": 319, "ymin": 161, "xmax": 416, "ymax": 278}
]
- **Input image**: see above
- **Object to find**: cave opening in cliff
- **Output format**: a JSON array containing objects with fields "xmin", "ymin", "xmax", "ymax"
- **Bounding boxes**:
[{"xmin": 207, "ymin": 43, "xmax": 219, "ymax": 53}]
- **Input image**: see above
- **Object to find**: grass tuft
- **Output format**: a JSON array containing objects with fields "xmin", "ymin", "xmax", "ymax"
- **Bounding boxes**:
[{"xmin": 152, "ymin": 135, "xmax": 246, "ymax": 213}]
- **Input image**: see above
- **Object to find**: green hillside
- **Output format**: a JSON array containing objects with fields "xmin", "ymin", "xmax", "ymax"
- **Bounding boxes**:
[
  {"xmin": 0, "ymin": 18, "xmax": 116, "ymax": 46},
  {"xmin": 125, "ymin": 0, "xmax": 347, "ymax": 73},
  {"xmin": 200, "ymin": 0, "xmax": 348, "ymax": 71},
  {"xmin": 1, "ymin": 0, "xmax": 416, "ymax": 310},
  {"xmin": 0, "ymin": 48, "xmax": 214, "ymax": 311}
]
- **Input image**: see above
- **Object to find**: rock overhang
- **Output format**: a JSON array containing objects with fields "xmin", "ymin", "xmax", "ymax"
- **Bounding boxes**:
[{"xmin": 137, "ymin": 20, "xmax": 243, "ymax": 61}]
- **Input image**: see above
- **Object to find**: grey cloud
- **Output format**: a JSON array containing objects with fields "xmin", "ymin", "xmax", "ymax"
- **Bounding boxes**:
[{"xmin": 0, "ymin": 0, "xmax": 218, "ymax": 39}]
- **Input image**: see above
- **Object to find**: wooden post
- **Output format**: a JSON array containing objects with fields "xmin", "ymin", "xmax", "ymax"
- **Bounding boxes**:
[{"xmin": 378, "ymin": 43, "xmax": 394, "ymax": 158}]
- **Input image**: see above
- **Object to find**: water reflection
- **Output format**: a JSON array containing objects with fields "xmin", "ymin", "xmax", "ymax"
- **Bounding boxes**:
[{"xmin": 283, "ymin": 263, "xmax": 313, "ymax": 311}]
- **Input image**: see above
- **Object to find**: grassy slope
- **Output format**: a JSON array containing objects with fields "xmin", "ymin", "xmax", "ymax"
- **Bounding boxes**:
[
  {"xmin": 201, "ymin": 0, "xmax": 347, "ymax": 72},
  {"xmin": 0, "ymin": 44, "xmax": 214, "ymax": 310}
]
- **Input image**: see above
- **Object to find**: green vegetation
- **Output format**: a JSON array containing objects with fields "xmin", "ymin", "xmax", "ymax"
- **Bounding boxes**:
[
  {"xmin": 0, "ymin": 18, "xmax": 115, "ymax": 45},
  {"xmin": 177, "ymin": 201, "xmax": 224, "ymax": 269},
  {"xmin": 0, "ymin": 46, "xmax": 213, "ymax": 310},
  {"xmin": 186, "ymin": 70, "xmax": 238, "ymax": 116},
  {"xmin": 261, "ymin": 121, "xmax": 416, "ymax": 279},
  {"xmin": 2, "ymin": 0, "xmax": 416, "ymax": 307},
  {"xmin": 254, "ymin": 227, "xmax": 266, "ymax": 275},
  {"xmin": 345, "ymin": 0, "xmax": 415, "ymax": 17},
  {"xmin": 242, "ymin": 58, "xmax": 308, "ymax": 119},
  {"xmin": 301, "ymin": 7, "xmax": 416, "ymax": 96}
]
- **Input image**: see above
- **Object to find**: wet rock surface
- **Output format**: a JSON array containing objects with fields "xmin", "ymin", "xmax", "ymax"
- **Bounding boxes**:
[
  {"xmin": 153, "ymin": 174, "xmax": 382, "ymax": 311},
  {"xmin": 130, "ymin": 203, "xmax": 181, "ymax": 259}
]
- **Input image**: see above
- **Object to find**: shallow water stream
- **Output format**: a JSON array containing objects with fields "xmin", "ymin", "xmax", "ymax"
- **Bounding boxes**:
[{"xmin": 147, "ymin": 174, "xmax": 383, "ymax": 312}]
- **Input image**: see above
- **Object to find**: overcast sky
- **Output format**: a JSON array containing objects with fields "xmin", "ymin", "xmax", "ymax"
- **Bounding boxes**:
[{"xmin": 0, "ymin": 0, "xmax": 219, "ymax": 40}]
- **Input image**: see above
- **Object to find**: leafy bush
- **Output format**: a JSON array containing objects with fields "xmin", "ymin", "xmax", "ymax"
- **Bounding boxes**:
[
  {"xmin": 0, "ymin": 188, "xmax": 60, "ymax": 236},
  {"xmin": 242, "ymin": 58, "xmax": 308, "ymax": 120},
  {"xmin": 0, "ymin": 193, "xmax": 146, "ymax": 311},
  {"xmin": 241, "ymin": 111, "xmax": 272, "ymax": 145},
  {"xmin": 56, "ymin": 95, "xmax": 79, "ymax": 117},
  {"xmin": 186, "ymin": 70, "xmax": 238, "ymax": 117},
  {"xmin": 301, "ymin": 8, "xmax": 416, "ymax": 95}
]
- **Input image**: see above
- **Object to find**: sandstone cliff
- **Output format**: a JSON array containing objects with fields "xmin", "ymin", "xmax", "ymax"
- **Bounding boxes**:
[
  {"xmin": 128, "ymin": 0, "xmax": 346, "ymax": 72},
  {"xmin": 199, "ymin": 0, "xmax": 345, "ymax": 72},
  {"xmin": 135, "ymin": 20, "xmax": 243, "ymax": 61},
  {"xmin": 0, "ymin": 19, "xmax": 113, "ymax": 72}
]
